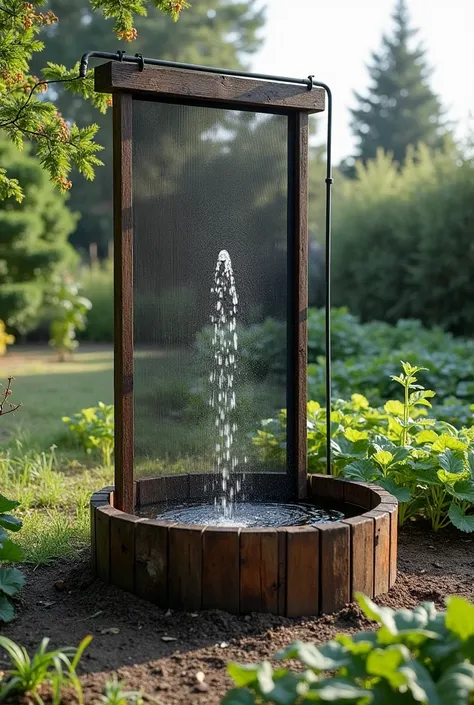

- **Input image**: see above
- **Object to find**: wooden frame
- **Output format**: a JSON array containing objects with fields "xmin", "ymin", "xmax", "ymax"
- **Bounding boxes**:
[{"xmin": 95, "ymin": 61, "xmax": 325, "ymax": 508}]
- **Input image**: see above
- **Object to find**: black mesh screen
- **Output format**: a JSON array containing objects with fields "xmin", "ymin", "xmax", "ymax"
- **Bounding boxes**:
[{"xmin": 132, "ymin": 99, "xmax": 290, "ymax": 482}]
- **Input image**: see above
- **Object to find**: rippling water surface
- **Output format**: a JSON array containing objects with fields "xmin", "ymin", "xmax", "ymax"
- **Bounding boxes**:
[{"xmin": 153, "ymin": 501, "xmax": 345, "ymax": 528}]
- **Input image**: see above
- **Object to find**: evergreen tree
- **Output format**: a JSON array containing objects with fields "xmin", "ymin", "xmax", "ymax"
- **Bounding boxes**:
[
  {"xmin": 349, "ymin": 0, "xmax": 446, "ymax": 166},
  {"xmin": 0, "ymin": 139, "xmax": 77, "ymax": 334}
]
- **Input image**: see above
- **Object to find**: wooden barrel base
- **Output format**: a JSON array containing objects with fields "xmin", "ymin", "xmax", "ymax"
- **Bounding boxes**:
[{"xmin": 90, "ymin": 473, "xmax": 397, "ymax": 617}]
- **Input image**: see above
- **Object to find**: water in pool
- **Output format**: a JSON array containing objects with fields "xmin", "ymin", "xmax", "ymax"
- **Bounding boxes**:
[{"xmin": 142, "ymin": 501, "xmax": 345, "ymax": 528}]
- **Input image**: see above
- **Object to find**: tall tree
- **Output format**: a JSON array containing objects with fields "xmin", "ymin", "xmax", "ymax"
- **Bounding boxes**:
[
  {"xmin": 0, "ymin": 139, "xmax": 77, "ymax": 334},
  {"xmin": 349, "ymin": 0, "xmax": 446, "ymax": 167},
  {"xmin": 31, "ymin": 0, "xmax": 265, "ymax": 253}
]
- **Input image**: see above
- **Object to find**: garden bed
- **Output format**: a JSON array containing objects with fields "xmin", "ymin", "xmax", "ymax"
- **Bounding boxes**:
[{"xmin": 3, "ymin": 523, "xmax": 474, "ymax": 705}]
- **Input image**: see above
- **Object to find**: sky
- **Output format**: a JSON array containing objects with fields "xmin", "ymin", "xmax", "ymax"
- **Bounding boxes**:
[{"xmin": 251, "ymin": 0, "xmax": 474, "ymax": 162}]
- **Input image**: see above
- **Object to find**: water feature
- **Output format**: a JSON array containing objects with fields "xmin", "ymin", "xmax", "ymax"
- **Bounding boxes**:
[
  {"xmin": 152, "ymin": 250, "xmax": 344, "ymax": 528},
  {"xmin": 209, "ymin": 249, "xmax": 240, "ymax": 516}
]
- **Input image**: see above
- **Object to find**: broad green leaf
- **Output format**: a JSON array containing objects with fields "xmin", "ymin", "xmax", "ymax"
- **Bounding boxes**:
[
  {"xmin": 0, "ymin": 567, "xmax": 25, "ymax": 597},
  {"xmin": 257, "ymin": 662, "xmax": 274, "ymax": 695},
  {"xmin": 308, "ymin": 677, "xmax": 371, "ymax": 702},
  {"xmin": 446, "ymin": 596, "xmax": 474, "ymax": 640},
  {"xmin": 0, "ymin": 595, "xmax": 14, "ymax": 623},
  {"xmin": 0, "ymin": 539, "xmax": 24, "ymax": 563},
  {"xmin": 307, "ymin": 401, "xmax": 321, "ymax": 416},
  {"xmin": 373, "ymin": 450, "xmax": 394, "ymax": 468},
  {"xmin": 228, "ymin": 664, "xmax": 260, "ymax": 688},
  {"xmin": 344, "ymin": 460, "xmax": 380, "ymax": 482},
  {"xmin": 0, "ymin": 495, "xmax": 19, "ymax": 514},
  {"xmin": 378, "ymin": 479, "xmax": 412, "ymax": 503},
  {"xmin": 350, "ymin": 393, "xmax": 369, "ymax": 409},
  {"xmin": 400, "ymin": 659, "xmax": 439, "ymax": 705},
  {"xmin": 366, "ymin": 645, "xmax": 409, "ymax": 688},
  {"xmin": 344, "ymin": 429, "xmax": 368, "ymax": 442},
  {"xmin": 0, "ymin": 514, "xmax": 22, "ymax": 533},
  {"xmin": 448, "ymin": 504, "xmax": 474, "ymax": 533},
  {"xmin": 276, "ymin": 641, "xmax": 350, "ymax": 671},
  {"xmin": 467, "ymin": 451, "xmax": 474, "ymax": 479},
  {"xmin": 436, "ymin": 663, "xmax": 474, "ymax": 705},
  {"xmin": 438, "ymin": 469, "xmax": 468, "ymax": 485},
  {"xmin": 438, "ymin": 450, "xmax": 464, "ymax": 475},
  {"xmin": 355, "ymin": 594, "xmax": 397, "ymax": 634},
  {"xmin": 416, "ymin": 430, "xmax": 439, "ymax": 445},
  {"xmin": 432, "ymin": 435, "xmax": 468, "ymax": 453},
  {"xmin": 448, "ymin": 480, "xmax": 474, "ymax": 502},
  {"xmin": 222, "ymin": 689, "xmax": 256, "ymax": 705},
  {"xmin": 384, "ymin": 400, "xmax": 404, "ymax": 417}
]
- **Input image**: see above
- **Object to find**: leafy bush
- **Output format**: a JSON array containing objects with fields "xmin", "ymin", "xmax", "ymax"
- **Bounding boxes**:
[
  {"xmin": 79, "ymin": 261, "xmax": 114, "ymax": 342},
  {"xmin": 0, "ymin": 139, "xmax": 78, "ymax": 336},
  {"xmin": 332, "ymin": 145, "xmax": 474, "ymax": 335},
  {"xmin": 195, "ymin": 317, "xmax": 287, "ymax": 381},
  {"xmin": 224, "ymin": 592, "xmax": 474, "ymax": 705},
  {"xmin": 48, "ymin": 273, "xmax": 92, "ymax": 360},
  {"xmin": 0, "ymin": 493, "xmax": 25, "ymax": 622},
  {"xmin": 253, "ymin": 362, "xmax": 474, "ymax": 532},
  {"xmin": 220, "ymin": 307, "xmax": 474, "ymax": 426},
  {"xmin": 0, "ymin": 320, "xmax": 14, "ymax": 356},
  {"xmin": 62, "ymin": 402, "xmax": 114, "ymax": 467},
  {"xmin": 0, "ymin": 634, "xmax": 92, "ymax": 703}
]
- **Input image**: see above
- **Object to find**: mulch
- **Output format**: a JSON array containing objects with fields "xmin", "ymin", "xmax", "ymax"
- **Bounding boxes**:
[{"xmin": 2, "ymin": 521, "xmax": 474, "ymax": 704}]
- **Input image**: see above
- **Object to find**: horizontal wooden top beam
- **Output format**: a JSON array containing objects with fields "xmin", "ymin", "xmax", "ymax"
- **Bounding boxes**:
[{"xmin": 94, "ymin": 61, "xmax": 325, "ymax": 114}]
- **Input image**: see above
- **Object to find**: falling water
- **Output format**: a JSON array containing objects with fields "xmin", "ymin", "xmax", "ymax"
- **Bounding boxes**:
[{"xmin": 209, "ymin": 249, "xmax": 241, "ymax": 516}]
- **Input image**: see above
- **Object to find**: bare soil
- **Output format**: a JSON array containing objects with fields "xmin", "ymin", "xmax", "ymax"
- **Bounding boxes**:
[{"xmin": 3, "ymin": 522, "xmax": 474, "ymax": 704}]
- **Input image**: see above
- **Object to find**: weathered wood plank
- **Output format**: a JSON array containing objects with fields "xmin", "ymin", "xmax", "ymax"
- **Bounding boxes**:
[
  {"xmin": 309, "ymin": 474, "xmax": 345, "ymax": 503},
  {"xmin": 135, "ymin": 520, "xmax": 169, "ymax": 606},
  {"xmin": 202, "ymin": 528, "xmax": 240, "ymax": 613},
  {"xmin": 286, "ymin": 527, "xmax": 319, "ymax": 617},
  {"xmin": 95, "ymin": 505, "xmax": 120, "ymax": 583},
  {"xmin": 289, "ymin": 112, "xmax": 309, "ymax": 499},
  {"xmin": 113, "ymin": 91, "xmax": 134, "ymax": 514},
  {"xmin": 240, "ymin": 530, "xmax": 278, "ymax": 614},
  {"xmin": 365, "ymin": 509, "xmax": 390, "ymax": 595},
  {"xmin": 319, "ymin": 522, "xmax": 350, "ymax": 613},
  {"xmin": 110, "ymin": 512, "xmax": 142, "ymax": 592},
  {"xmin": 342, "ymin": 515, "xmax": 375, "ymax": 599},
  {"xmin": 277, "ymin": 528, "xmax": 287, "ymax": 616},
  {"xmin": 168, "ymin": 525, "xmax": 203, "ymax": 611},
  {"xmin": 95, "ymin": 62, "xmax": 326, "ymax": 113}
]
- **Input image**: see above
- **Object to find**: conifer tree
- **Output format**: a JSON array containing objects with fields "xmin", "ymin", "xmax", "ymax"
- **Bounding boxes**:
[{"xmin": 349, "ymin": 0, "xmax": 446, "ymax": 166}]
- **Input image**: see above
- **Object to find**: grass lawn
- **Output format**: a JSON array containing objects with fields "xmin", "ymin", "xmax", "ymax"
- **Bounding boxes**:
[
  {"xmin": 1, "ymin": 344, "xmax": 114, "ymax": 565},
  {"xmin": 1, "ymin": 344, "xmax": 113, "ymax": 454}
]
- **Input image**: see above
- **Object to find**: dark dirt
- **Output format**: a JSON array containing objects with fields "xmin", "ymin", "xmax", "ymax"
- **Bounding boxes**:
[{"xmin": 2, "ymin": 522, "xmax": 474, "ymax": 704}]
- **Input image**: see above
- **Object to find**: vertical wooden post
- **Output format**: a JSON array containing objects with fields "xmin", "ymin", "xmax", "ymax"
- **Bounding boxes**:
[
  {"xmin": 289, "ymin": 113, "xmax": 309, "ymax": 499},
  {"xmin": 113, "ymin": 92, "xmax": 134, "ymax": 514}
]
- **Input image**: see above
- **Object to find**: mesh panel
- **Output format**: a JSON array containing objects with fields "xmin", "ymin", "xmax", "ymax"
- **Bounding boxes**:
[{"xmin": 132, "ymin": 99, "xmax": 289, "ymax": 485}]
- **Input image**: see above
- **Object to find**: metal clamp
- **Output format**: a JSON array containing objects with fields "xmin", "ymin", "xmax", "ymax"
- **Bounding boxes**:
[{"xmin": 135, "ymin": 53, "xmax": 145, "ymax": 71}]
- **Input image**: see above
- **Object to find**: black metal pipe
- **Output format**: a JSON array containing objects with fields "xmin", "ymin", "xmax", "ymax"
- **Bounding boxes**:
[
  {"xmin": 78, "ymin": 50, "xmax": 333, "ymax": 476},
  {"xmin": 79, "ymin": 50, "xmax": 314, "ymax": 87}
]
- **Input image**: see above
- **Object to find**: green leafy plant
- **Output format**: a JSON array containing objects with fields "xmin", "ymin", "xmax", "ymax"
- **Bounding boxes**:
[
  {"xmin": 253, "ymin": 362, "xmax": 474, "ymax": 533},
  {"xmin": 224, "ymin": 593, "xmax": 474, "ymax": 705},
  {"xmin": 62, "ymin": 402, "xmax": 114, "ymax": 466},
  {"xmin": 0, "ymin": 493, "xmax": 24, "ymax": 623},
  {"xmin": 0, "ymin": 634, "xmax": 92, "ymax": 704},
  {"xmin": 48, "ymin": 273, "xmax": 92, "ymax": 361},
  {"xmin": 101, "ymin": 678, "xmax": 144, "ymax": 705}
]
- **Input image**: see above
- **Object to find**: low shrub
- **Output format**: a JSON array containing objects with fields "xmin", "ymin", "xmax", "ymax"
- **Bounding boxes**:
[
  {"xmin": 62, "ymin": 402, "xmax": 114, "ymax": 467},
  {"xmin": 0, "ymin": 493, "xmax": 25, "ymax": 622},
  {"xmin": 253, "ymin": 362, "xmax": 474, "ymax": 532},
  {"xmin": 224, "ymin": 592, "xmax": 474, "ymax": 705},
  {"xmin": 79, "ymin": 262, "xmax": 114, "ymax": 342},
  {"xmin": 0, "ymin": 634, "xmax": 92, "ymax": 703}
]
